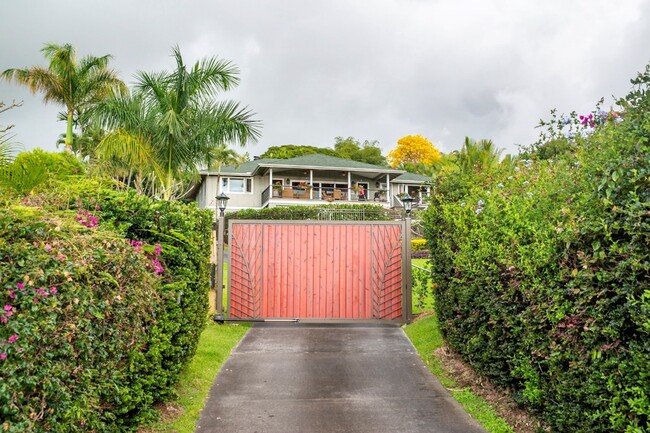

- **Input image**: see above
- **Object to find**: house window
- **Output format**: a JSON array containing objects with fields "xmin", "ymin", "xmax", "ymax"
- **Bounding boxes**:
[{"xmin": 221, "ymin": 177, "xmax": 253, "ymax": 194}]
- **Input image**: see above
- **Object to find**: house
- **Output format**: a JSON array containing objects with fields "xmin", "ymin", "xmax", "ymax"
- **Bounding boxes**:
[{"xmin": 194, "ymin": 154, "xmax": 431, "ymax": 212}]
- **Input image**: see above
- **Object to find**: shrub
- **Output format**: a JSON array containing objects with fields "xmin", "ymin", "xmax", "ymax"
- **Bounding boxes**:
[
  {"xmin": 423, "ymin": 65, "xmax": 650, "ymax": 432},
  {"xmin": 0, "ymin": 206, "xmax": 160, "ymax": 432},
  {"xmin": 0, "ymin": 149, "xmax": 84, "ymax": 196},
  {"xmin": 92, "ymin": 188, "xmax": 213, "ymax": 399},
  {"xmin": 227, "ymin": 203, "xmax": 390, "ymax": 222},
  {"xmin": 2, "ymin": 179, "xmax": 214, "ymax": 432},
  {"xmin": 411, "ymin": 238, "xmax": 428, "ymax": 251},
  {"xmin": 411, "ymin": 264, "xmax": 435, "ymax": 312}
]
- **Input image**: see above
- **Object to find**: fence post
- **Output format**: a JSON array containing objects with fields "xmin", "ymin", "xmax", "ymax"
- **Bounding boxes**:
[{"xmin": 403, "ymin": 218, "xmax": 413, "ymax": 322}]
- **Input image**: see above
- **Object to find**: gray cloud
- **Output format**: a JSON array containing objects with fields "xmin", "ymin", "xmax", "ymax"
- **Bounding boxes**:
[{"xmin": 1, "ymin": 0, "xmax": 648, "ymax": 158}]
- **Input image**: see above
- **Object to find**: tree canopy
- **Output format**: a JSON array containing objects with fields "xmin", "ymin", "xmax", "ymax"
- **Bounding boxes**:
[
  {"xmin": 387, "ymin": 134, "xmax": 441, "ymax": 174},
  {"xmin": 259, "ymin": 144, "xmax": 338, "ymax": 159},
  {"xmin": 334, "ymin": 136, "xmax": 387, "ymax": 166},
  {"xmin": 95, "ymin": 45, "xmax": 261, "ymax": 199}
]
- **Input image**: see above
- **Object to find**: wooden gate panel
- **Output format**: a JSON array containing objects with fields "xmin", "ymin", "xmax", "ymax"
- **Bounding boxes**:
[
  {"xmin": 370, "ymin": 225, "xmax": 403, "ymax": 320},
  {"xmin": 228, "ymin": 221, "xmax": 408, "ymax": 321},
  {"xmin": 229, "ymin": 223, "xmax": 263, "ymax": 318}
]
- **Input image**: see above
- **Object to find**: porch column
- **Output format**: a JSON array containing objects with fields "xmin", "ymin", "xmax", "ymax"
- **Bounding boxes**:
[
  {"xmin": 347, "ymin": 172, "xmax": 352, "ymax": 201},
  {"xmin": 386, "ymin": 174, "xmax": 391, "ymax": 207},
  {"xmin": 269, "ymin": 169, "xmax": 273, "ymax": 188},
  {"xmin": 310, "ymin": 170, "xmax": 313, "ymax": 199}
]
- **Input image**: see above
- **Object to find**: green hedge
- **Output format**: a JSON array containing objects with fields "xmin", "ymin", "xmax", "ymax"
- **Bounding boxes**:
[
  {"xmin": 0, "ymin": 206, "xmax": 160, "ymax": 432},
  {"xmin": 226, "ymin": 203, "xmax": 391, "ymax": 221},
  {"xmin": 424, "ymin": 66, "xmax": 650, "ymax": 432},
  {"xmin": 1, "ymin": 179, "xmax": 213, "ymax": 432}
]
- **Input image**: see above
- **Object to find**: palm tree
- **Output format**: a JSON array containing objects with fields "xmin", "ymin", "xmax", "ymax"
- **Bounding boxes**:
[
  {"xmin": 457, "ymin": 137, "xmax": 503, "ymax": 173},
  {"xmin": 2, "ymin": 43, "xmax": 126, "ymax": 152},
  {"xmin": 96, "ymin": 46, "xmax": 261, "ymax": 199},
  {"xmin": 1, "ymin": 101, "xmax": 22, "ymax": 166}
]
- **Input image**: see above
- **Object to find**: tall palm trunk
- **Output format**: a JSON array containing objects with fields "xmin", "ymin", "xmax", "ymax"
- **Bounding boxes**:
[{"xmin": 65, "ymin": 110, "xmax": 74, "ymax": 152}]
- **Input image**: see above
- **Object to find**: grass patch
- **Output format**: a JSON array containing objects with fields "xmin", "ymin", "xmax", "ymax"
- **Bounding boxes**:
[
  {"xmin": 140, "ymin": 321, "xmax": 250, "ymax": 433},
  {"xmin": 412, "ymin": 257, "xmax": 430, "ymax": 268},
  {"xmin": 405, "ymin": 314, "xmax": 514, "ymax": 433}
]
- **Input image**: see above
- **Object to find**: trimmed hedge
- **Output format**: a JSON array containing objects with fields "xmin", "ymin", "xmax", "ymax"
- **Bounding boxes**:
[
  {"xmin": 424, "ymin": 66, "xmax": 650, "ymax": 432},
  {"xmin": 0, "ymin": 206, "xmax": 160, "ymax": 432},
  {"xmin": 1, "ymin": 179, "xmax": 213, "ymax": 432},
  {"xmin": 226, "ymin": 203, "xmax": 391, "ymax": 222}
]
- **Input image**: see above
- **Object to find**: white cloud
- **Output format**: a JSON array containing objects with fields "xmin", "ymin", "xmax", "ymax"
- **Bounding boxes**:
[{"xmin": 1, "ymin": 0, "xmax": 649, "ymax": 158}]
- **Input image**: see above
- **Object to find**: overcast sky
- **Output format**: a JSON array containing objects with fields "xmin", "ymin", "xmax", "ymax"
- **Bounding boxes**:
[{"xmin": 1, "ymin": 1, "xmax": 649, "ymax": 158}]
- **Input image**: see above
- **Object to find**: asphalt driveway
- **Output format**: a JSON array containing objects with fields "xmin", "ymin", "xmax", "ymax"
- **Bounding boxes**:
[{"xmin": 196, "ymin": 322, "xmax": 486, "ymax": 433}]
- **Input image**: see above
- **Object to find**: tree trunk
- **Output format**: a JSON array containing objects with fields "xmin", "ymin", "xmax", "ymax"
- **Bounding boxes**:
[{"xmin": 65, "ymin": 111, "xmax": 74, "ymax": 153}]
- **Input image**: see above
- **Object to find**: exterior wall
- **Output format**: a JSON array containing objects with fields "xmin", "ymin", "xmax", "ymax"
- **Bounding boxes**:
[
  {"xmin": 197, "ymin": 176, "xmax": 218, "ymax": 210},
  {"xmin": 199, "ymin": 174, "xmax": 262, "ymax": 212}
]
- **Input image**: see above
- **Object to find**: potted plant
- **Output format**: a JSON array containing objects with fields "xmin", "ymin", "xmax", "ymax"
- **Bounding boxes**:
[{"xmin": 272, "ymin": 182, "xmax": 283, "ymax": 197}]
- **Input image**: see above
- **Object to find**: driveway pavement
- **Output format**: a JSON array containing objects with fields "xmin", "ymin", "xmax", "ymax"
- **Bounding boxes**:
[{"xmin": 196, "ymin": 322, "xmax": 487, "ymax": 433}]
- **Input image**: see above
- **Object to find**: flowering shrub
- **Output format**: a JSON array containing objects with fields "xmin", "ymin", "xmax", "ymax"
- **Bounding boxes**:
[
  {"xmin": 0, "ymin": 206, "xmax": 160, "ymax": 432},
  {"xmin": 424, "ymin": 64, "xmax": 650, "ymax": 432},
  {"xmin": 411, "ymin": 238, "xmax": 428, "ymax": 251},
  {"xmin": 0, "ymin": 181, "xmax": 213, "ymax": 432},
  {"xmin": 73, "ymin": 186, "xmax": 213, "ymax": 402}
]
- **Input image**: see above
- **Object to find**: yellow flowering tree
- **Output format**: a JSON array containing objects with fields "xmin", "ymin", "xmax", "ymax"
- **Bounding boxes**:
[{"xmin": 387, "ymin": 134, "xmax": 441, "ymax": 170}]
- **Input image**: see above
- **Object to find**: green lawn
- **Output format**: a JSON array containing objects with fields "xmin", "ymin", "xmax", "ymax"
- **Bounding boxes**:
[
  {"xmin": 141, "ymin": 321, "xmax": 250, "ymax": 433},
  {"xmin": 404, "ymin": 314, "xmax": 514, "ymax": 433}
]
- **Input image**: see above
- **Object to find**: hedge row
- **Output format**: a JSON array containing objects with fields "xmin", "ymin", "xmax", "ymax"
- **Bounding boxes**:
[
  {"xmin": 424, "ymin": 66, "xmax": 650, "ymax": 432},
  {"xmin": 225, "ymin": 203, "xmax": 391, "ymax": 222},
  {"xmin": 0, "ymin": 180, "xmax": 213, "ymax": 432}
]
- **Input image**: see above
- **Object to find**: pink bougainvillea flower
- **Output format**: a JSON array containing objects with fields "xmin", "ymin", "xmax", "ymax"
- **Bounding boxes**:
[
  {"xmin": 153, "ymin": 259, "xmax": 165, "ymax": 275},
  {"xmin": 8, "ymin": 334, "xmax": 18, "ymax": 344},
  {"xmin": 44, "ymin": 244, "xmax": 52, "ymax": 252},
  {"xmin": 50, "ymin": 287, "xmax": 58, "ymax": 295},
  {"xmin": 3, "ymin": 305, "xmax": 11, "ymax": 312},
  {"xmin": 8, "ymin": 290, "xmax": 15, "ymax": 299},
  {"xmin": 0, "ymin": 353, "xmax": 6, "ymax": 360},
  {"xmin": 16, "ymin": 283, "xmax": 24, "ymax": 290},
  {"xmin": 130, "ymin": 240, "xmax": 144, "ymax": 253},
  {"xmin": 0, "ymin": 317, "xmax": 6, "ymax": 324}
]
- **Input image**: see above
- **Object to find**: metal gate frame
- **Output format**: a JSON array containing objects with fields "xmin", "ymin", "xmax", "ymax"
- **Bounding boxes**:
[{"xmin": 224, "ymin": 220, "xmax": 412, "ymax": 323}]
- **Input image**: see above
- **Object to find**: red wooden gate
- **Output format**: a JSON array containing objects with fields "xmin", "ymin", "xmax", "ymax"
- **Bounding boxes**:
[{"xmin": 227, "ymin": 221, "xmax": 411, "ymax": 322}]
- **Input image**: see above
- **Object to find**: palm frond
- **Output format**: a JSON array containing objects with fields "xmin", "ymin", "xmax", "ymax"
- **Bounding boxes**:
[{"xmin": 205, "ymin": 100, "xmax": 262, "ymax": 146}]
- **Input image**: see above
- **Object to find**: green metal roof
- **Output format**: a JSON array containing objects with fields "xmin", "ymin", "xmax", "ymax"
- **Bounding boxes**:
[
  {"xmin": 392, "ymin": 172, "xmax": 431, "ymax": 183},
  {"xmin": 201, "ymin": 158, "xmax": 280, "ymax": 175},
  {"xmin": 259, "ymin": 154, "xmax": 401, "ymax": 173},
  {"xmin": 201, "ymin": 154, "xmax": 403, "ymax": 176}
]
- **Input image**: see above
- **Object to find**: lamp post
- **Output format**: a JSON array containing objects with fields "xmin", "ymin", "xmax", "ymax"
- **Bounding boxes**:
[
  {"xmin": 401, "ymin": 194, "xmax": 414, "ymax": 322},
  {"xmin": 215, "ymin": 192, "xmax": 229, "ymax": 316},
  {"xmin": 401, "ymin": 194, "xmax": 414, "ymax": 218}
]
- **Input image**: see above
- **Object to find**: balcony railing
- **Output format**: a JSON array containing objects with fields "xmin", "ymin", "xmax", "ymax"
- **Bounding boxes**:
[
  {"xmin": 261, "ymin": 185, "xmax": 428, "ymax": 209},
  {"xmin": 268, "ymin": 186, "xmax": 389, "ymax": 202}
]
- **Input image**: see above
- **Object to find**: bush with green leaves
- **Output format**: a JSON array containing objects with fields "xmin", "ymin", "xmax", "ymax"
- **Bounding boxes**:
[
  {"xmin": 1, "ymin": 179, "xmax": 213, "ymax": 432},
  {"xmin": 0, "ymin": 149, "xmax": 84, "ymax": 197},
  {"xmin": 411, "ymin": 264, "xmax": 435, "ymax": 313},
  {"xmin": 0, "ymin": 206, "xmax": 161, "ymax": 432},
  {"xmin": 226, "ymin": 203, "xmax": 390, "ymax": 221},
  {"xmin": 423, "ymin": 64, "xmax": 650, "ymax": 432},
  {"xmin": 90, "ymin": 187, "xmax": 214, "ymax": 397}
]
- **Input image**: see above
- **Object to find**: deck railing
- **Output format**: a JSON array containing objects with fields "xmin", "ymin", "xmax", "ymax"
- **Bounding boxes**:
[{"xmin": 267, "ymin": 186, "xmax": 390, "ymax": 203}]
